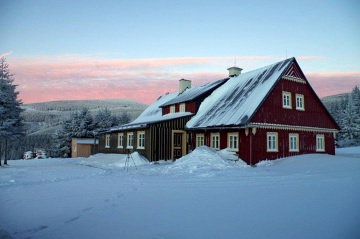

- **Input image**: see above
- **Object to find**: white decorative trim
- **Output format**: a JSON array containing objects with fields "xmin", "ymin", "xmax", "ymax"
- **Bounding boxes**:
[
  {"xmin": 283, "ymin": 75, "xmax": 306, "ymax": 84},
  {"xmin": 249, "ymin": 123, "xmax": 339, "ymax": 133}
]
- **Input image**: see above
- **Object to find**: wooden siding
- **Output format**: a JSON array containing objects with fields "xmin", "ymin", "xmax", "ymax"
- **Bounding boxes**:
[
  {"xmin": 98, "ymin": 116, "xmax": 192, "ymax": 161},
  {"xmin": 71, "ymin": 139, "xmax": 96, "ymax": 158},
  {"xmin": 251, "ymin": 77, "xmax": 339, "ymax": 130},
  {"xmin": 188, "ymin": 127, "xmax": 336, "ymax": 165}
]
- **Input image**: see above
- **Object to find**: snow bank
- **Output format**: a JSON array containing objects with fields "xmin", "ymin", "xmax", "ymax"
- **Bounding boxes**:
[
  {"xmin": 78, "ymin": 152, "xmax": 149, "ymax": 170},
  {"xmin": 165, "ymin": 146, "xmax": 247, "ymax": 175}
]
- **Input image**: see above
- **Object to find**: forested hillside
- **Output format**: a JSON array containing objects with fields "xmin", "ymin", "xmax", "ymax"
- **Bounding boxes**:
[
  {"xmin": 323, "ymin": 85, "xmax": 360, "ymax": 147},
  {"xmin": 8, "ymin": 99, "xmax": 148, "ymax": 159}
]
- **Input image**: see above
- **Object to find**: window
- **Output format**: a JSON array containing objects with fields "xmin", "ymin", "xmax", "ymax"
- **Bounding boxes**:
[
  {"xmin": 127, "ymin": 132, "xmax": 134, "ymax": 149},
  {"xmin": 316, "ymin": 134, "xmax": 325, "ymax": 152},
  {"xmin": 296, "ymin": 94, "xmax": 305, "ymax": 110},
  {"xmin": 282, "ymin": 91, "xmax": 292, "ymax": 109},
  {"xmin": 211, "ymin": 133, "xmax": 220, "ymax": 149},
  {"xmin": 137, "ymin": 131, "xmax": 145, "ymax": 149},
  {"xmin": 170, "ymin": 105, "xmax": 175, "ymax": 113},
  {"xmin": 196, "ymin": 134, "xmax": 204, "ymax": 147},
  {"xmin": 117, "ymin": 133, "xmax": 124, "ymax": 148},
  {"xmin": 179, "ymin": 103, "xmax": 186, "ymax": 112},
  {"xmin": 105, "ymin": 134, "xmax": 110, "ymax": 148},
  {"xmin": 267, "ymin": 132, "xmax": 278, "ymax": 152},
  {"xmin": 228, "ymin": 133, "xmax": 238, "ymax": 151},
  {"xmin": 289, "ymin": 133, "xmax": 299, "ymax": 152}
]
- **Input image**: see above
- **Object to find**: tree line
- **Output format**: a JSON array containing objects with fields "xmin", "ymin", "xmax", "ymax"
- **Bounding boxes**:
[{"xmin": 327, "ymin": 85, "xmax": 360, "ymax": 147}]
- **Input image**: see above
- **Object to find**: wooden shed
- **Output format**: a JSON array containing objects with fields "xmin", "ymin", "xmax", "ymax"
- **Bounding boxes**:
[{"xmin": 71, "ymin": 138, "xmax": 98, "ymax": 158}]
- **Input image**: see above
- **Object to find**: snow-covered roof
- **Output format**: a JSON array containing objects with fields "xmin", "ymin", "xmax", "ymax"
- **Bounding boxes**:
[
  {"xmin": 109, "ymin": 92, "xmax": 193, "ymax": 131},
  {"xmin": 160, "ymin": 78, "xmax": 229, "ymax": 107},
  {"xmin": 186, "ymin": 58, "xmax": 294, "ymax": 129},
  {"xmin": 73, "ymin": 138, "xmax": 98, "ymax": 144}
]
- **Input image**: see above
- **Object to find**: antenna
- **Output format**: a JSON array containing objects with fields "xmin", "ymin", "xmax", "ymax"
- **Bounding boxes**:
[
  {"xmin": 286, "ymin": 49, "xmax": 287, "ymax": 59},
  {"xmin": 234, "ymin": 57, "xmax": 237, "ymax": 66}
]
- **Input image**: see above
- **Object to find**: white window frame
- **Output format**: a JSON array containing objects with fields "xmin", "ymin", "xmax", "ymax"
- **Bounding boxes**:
[
  {"xmin": 196, "ymin": 133, "xmax": 204, "ymax": 147},
  {"xmin": 227, "ymin": 132, "xmax": 239, "ymax": 151},
  {"xmin": 267, "ymin": 132, "xmax": 278, "ymax": 152},
  {"xmin": 289, "ymin": 133, "xmax": 299, "ymax": 152},
  {"xmin": 211, "ymin": 133, "xmax": 220, "ymax": 150},
  {"xmin": 316, "ymin": 134, "xmax": 325, "ymax": 152},
  {"xmin": 296, "ymin": 94, "xmax": 305, "ymax": 111},
  {"xmin": 117, "ymin": 133, "xmax": 124, "ymax": 148},
  {"xmin": 127, "ymin": 132, "xmax": 134, "ymax": 149},
  {"xmin": 137, "ymin": 131, "xmax": 145, "ymax": 149},
  {"xmin": 179, "ymin": 103, "xmax": 186, "ymax": 112},
  {"xmin": 282, "ymin": 91, "xmax": 292, "ymax": 109},
  {"xmin": 170, "ymin": 105, "xmax": 175, "ymax": 113},
  {"xmin": 105, "ymin": 134, "xmax": 110, "ymax": 148}
]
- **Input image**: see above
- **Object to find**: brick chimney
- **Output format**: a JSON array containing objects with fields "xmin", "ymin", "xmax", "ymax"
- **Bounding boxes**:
[
  {"xmin": 179, "ymin": 79, "xmax": 191, "ymax": 93},
  {"xmin": 227, "ymin": 66, "xmax": 243, "ymax": 77}
]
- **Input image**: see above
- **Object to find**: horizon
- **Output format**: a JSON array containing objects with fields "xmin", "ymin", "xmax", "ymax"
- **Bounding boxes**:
[{"xmin": 1, "ymin": 0, "xmax": 359, "ymax": 105}]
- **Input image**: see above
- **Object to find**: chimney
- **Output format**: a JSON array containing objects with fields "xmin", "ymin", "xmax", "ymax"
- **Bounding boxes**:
[
  {"xmin": 227, "ymin": 66, "xmax": 243, "ymax": 77},
  {"xmin": 179, "ymin": 79, "xmax": 191, "ymax": 93}
]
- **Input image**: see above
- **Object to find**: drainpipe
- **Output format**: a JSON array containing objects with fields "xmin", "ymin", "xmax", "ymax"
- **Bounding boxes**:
[{"xmin": 249, "ymin": 128, "xmax": 252, "ymax": 166}]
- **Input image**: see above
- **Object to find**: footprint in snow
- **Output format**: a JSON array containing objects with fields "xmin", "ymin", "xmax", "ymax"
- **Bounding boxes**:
[{"xmin": 64, "ymin": 216, "xmax": 80, "ymax": 224}]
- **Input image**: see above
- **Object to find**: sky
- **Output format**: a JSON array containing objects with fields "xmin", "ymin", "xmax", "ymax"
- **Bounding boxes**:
[{"xmin": 1, "ymin": 0, "xmax": 359, "ymax": 105}]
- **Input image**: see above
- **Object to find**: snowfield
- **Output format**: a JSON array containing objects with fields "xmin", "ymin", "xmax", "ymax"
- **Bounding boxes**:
[{"xmin": 1, "ymin": 147, "xmax": 360, "ymax": 239}]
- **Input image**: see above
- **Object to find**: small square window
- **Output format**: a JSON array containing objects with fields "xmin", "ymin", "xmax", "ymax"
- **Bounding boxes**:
[{"xmin": 282, "ymin": 92, "xmax": 292, "ymax": 109}]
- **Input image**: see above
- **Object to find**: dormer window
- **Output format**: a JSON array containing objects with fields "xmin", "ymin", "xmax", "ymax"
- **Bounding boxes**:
[
  {"xmin": 179, "ymin": 103, "xmax": 186, "ymax": 112},
  {"xmin": 170, "ymin": 105, "xmax": 175, "ymax": 113},
  {"xmin": 282, "ymin": 91, "xmax": 292, "ymax": 109}
]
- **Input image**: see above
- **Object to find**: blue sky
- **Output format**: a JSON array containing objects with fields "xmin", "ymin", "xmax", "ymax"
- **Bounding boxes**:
[{"xmin": 1, "ymin": 0, "xmax": 359, "ymax": 104}]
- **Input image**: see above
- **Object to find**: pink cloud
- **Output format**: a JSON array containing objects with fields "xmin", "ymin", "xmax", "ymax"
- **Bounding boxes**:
[
  {"xmin": 8, "ymin": 54, "xmax": 357, "ymax": 105},
  {"xmin": 307, "ymin": 72, "xmax": 360, "ymax": 97}
]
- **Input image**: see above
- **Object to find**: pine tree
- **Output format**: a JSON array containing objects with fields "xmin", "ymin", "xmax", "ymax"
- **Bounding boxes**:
[
  {"xmin": 0, "ymin": 57, "xmax": 24, "ymax": 165},
  {"xmin": 93, "ymin": 107, "xmax": 118, "ymax": 131},
  {"xmin": 53, "ymin": 108, "xmax": 94, "ymax": 157}
]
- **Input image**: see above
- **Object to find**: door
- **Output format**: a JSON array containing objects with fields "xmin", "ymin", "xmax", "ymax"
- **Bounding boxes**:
[{"xmin": 173, "ymin": 133, "xmax": 183, "ymax": 159}]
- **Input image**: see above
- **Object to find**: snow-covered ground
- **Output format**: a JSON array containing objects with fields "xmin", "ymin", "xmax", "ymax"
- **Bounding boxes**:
[{"xmin": 1, "ymin": 147, "xmax": 360, "ymax": 239}]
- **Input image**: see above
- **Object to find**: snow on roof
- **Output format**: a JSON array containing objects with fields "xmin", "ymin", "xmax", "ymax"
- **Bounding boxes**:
[
  {"xmin": 160, "ymin": 78, "xmax": 229, "ymax": 107},
  {"xmin": 186, "ymin": 58, "xmax": 294, "ymax": 129},
  {"xmin": 110, "ymin": 92, "xmax": 193, "ymax": 131},
  {"xmin": 73, "ymin": 138, "xmax": 98, "ymax": 144}
]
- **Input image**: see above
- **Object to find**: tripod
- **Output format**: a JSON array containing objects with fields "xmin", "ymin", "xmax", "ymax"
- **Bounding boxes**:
[{"xmin": 124, "ymin": 149, "xmax": 137, "ymax": 171}]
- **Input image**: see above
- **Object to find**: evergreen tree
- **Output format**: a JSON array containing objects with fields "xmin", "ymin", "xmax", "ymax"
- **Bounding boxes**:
[
  {"xmin": 93, "ymin": 107, "xmax": 118, "ymax": 131},
  {"xmin": 119, "ymin": 112, "xmax": 131, "ymax": 125},
  {"xmin": 53, "ymin": 108, "xmax": 94, "ymax": 157},
  {"xmin": 0, "ymin": 57, "xmax": 24, "ymax": 165}
]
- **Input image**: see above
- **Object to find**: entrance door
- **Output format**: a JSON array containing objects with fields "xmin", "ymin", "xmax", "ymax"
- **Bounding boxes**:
[{"xmin": 173, "ymin": 133, "xmax": 183, "ymax": 159}]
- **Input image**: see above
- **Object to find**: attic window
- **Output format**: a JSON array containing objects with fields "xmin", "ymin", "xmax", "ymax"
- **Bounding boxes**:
[
  {"xmin": 170, "ymin": 105, "xmax": 175, "ymax": 113},
  {"xmin": 179, "ymin": 103, "xmax": 186, "ymax": 112},
  {"xmin": 282, "ymin": 91, "xmax": 292, "ymax": 109},
  {"xmin": 296, "ymin": 94, "xmax": 305, "ymax": 110}
]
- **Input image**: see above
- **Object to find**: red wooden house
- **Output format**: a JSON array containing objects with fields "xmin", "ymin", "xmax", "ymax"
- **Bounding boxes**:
[
  {"xmin": 185, "ymin": 57, "xmax": 340, "ymax": 164},
  {"xmin": 98, "ymin": 57, "xmax": 340, "ymax": 165}
]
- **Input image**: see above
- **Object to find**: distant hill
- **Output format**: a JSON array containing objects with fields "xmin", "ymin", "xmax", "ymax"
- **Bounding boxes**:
[
  {"xmin": 321, "ymin": 93, "xmax": 349, "ymax": 109},
  {"xmin": 21, "ymin": 99, "xmax": 148, "ymax": 136}
]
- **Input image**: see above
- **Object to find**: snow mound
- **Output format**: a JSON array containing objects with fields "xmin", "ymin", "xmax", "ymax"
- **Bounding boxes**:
[
  {"xmin": 165, "ymin": 146, "xmax": 247, "ymax": 175},
  {"xmin": 78, "ymin": 152, "xmax": 149, "ymax": 170}
]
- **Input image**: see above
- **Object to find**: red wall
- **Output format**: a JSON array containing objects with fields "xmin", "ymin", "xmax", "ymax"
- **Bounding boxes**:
[{"xmin": 251, "ymin": 78, "xmax": 339, "ymax": 129}]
